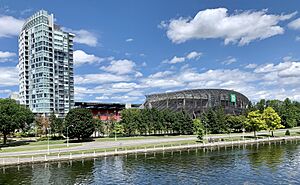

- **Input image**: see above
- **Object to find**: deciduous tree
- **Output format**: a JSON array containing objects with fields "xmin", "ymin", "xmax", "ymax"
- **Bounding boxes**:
[
  {"xmin": 246, "ymin": 110, "xmax": 266, "ymax": 137},
  {"xmin": 263, "ymin": 107, "xmax": 283, "ymax": 137},
  {"xmin": 0, "ymin": 99, "xmax": 34, "ymax": 144},
  {"xmin": 64, "ymin": 108, "xmax": 95, "ymax": 140}
]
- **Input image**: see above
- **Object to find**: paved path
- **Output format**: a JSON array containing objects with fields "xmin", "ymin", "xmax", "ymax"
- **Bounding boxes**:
[
  {"xmin": 1, "ymin": 136, "xmax": 300, "ymax": 167},
  {"xmin": 0, "ymin": 136, "xmax": 197, "ymax": 157},
  {"xmin": 1, "ymin": 127, "xmax": 299, "ymax": 157}
]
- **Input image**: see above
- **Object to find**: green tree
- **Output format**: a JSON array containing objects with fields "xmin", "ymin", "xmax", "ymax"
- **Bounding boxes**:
[
  {"xmin": 246, "ymin": 110, "xmax": 266, "ymax": 137},
  {"xmin": 280, "ymin": 98, "xmax": 298, "ymax": 128},
  {"xmin": 225, "ymin": 115, "xmax": 246, "ymax": 133},
  {"xmin": 256, "ymin": 99, "xmax": 266, "ymax": 113},
  {"xmin": 0, "ymin": 99, "xmax": 34, "ymax": 144},
  {"xmin": 112, "ymin": 123, "xmax": 125, "ymax": 141},
  {"xmin": 193, "ymin": 118, "xmax": 204, "ymax": 141},
  {"xmin": 94, "ymin": 119, "xmax": 105, "ymax": 137},
  {"xmin": 263, "ymin": 107, "xmax": 283, "ymax": 137},
  {"xmin": 205, "ymin": 107, "xmax": 226, "ymax": 134},
  {"xmin": 49, "ymin": 112, "xmax": 64, "ymax": 136},
  {"xmin": 120, "ymin": 109, "xmax": 141, "ymax": 135},
  {"xmin": 64, "ymin": 108, "xmax": 95, "ymax": 140},
  {"xmin": 174, "ymin": 111, "xmax": 193, "ymax": 135}
]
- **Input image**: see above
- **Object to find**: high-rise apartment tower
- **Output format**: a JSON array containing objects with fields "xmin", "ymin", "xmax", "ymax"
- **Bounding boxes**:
[{"xmin": 18, "ymin": 10, "xmax": 74, "ymax": 117}]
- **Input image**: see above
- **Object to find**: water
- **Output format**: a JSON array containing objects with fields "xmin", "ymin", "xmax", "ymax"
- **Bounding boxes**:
[{"xmin": 1, "ymin": 142, "xmax": 300, "ymax": 185}]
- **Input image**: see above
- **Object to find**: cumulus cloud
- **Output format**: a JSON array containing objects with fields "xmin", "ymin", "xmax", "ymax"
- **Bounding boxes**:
[
  {"xmin": 245, "ymin": 63, "xmax": 258, "ymax": 69},
  {"xmin": 75, "ymin": 55, "xmax": 300, "ymax": 103},
  {"xmin": 162, "ymin": 8, "xmax": 296, "ymax": 45},
  {"xmin": 288, "ymin": 18, "xmax": 300, "ymax": 30},
  {"xmin": 148, "ymin": 71, "xmax": 174, "ymax": 78},
  {"xmin": 186, "ymin": 51, "xmax": 202, "ymax": 60},
  {"xmin": 73, "ymin": 50, "xmax": 103, "ymax": 66},
  {"xmin": 0, "ymin": 15, "xmax": 24, "ymax": 38},
  {"xmin": 0, "ymin": 67, "xmax": 18, "ymax": 86},
  {"xmin": 75, "ymin": 73, "xmax": 131, "ymax": 84},
  {"xmin": 0, "ymin": 51, "xmax": 16, "ymax": 62},
  {"xmin": 100, "ymin": 59, "xmax": 137, "ymax": 75},
  {"xmin": 63, "ymin": 28, "xmax": 98, "ymax": 47},
  {"xmin": 222, "ymin": 56, "xmax": 237, "ymax": 65},
  {"xmin": 164, "ymin": 56, "xmax": 185, "ymax": 64},
  {"xmin": 163, "ymin": 51, "xmax": 202, "ymax": 64}
]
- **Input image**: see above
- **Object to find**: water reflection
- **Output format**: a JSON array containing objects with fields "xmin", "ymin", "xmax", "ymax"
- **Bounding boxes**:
[{"xmin": 1, "ymin": 142, "xmax": 300, "ymax": 185}]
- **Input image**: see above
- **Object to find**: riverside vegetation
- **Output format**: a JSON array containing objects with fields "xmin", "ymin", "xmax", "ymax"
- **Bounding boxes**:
[{"xmin": 0, "ymin": 98, "xmax": 300, "ymax": 146}]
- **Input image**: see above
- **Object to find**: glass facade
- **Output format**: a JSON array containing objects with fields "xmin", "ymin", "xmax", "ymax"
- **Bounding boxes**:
[{"xmin": 18, "ymin": 10, "xmax": 74, "ymax": 117}]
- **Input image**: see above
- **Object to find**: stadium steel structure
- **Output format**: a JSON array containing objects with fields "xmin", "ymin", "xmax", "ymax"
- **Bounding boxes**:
[{"xmin": 143, "ymin": 89, "xmax": 250, "ymax": 117}]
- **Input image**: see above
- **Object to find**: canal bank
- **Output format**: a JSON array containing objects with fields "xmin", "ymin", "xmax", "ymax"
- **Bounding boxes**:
[{"xmin": 1, "ymin": 136, "xmax": 300, "ymax": 167}]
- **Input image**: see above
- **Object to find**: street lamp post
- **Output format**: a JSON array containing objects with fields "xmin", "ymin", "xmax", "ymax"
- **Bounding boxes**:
[{"xmin": 47, "ymin": 127, "xmax": 51, "ymax": 155}]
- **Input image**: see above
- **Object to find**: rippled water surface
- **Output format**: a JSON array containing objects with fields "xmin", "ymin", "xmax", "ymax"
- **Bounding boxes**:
[{"xmin": 1, "ymin": 142, "xmax": 300, "ymax": 185}]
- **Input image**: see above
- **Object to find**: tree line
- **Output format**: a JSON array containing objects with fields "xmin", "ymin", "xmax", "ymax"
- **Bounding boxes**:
[{"xmin": 1, "ymin": 97, "xmax": 300, "ymax": 144}]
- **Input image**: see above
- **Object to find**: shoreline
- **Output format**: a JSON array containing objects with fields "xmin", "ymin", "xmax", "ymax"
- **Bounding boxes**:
[{"xmin": 1, "ymin": 136, "xmax": 300, "ymax": 167}]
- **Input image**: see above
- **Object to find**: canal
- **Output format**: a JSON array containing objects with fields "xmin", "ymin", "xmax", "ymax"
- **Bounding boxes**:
[{"xmin": 1, "ymin": 141, "xmax": 300, "ymax": 184}]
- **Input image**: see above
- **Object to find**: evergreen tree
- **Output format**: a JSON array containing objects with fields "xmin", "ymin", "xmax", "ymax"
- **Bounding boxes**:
[
  {"xmin": 280, "ymin": 98, "xmax": 298, "ymax": 128},
  {"xmin": 193, "ymin": 118, "xmax": 204, "ymax": 141}
]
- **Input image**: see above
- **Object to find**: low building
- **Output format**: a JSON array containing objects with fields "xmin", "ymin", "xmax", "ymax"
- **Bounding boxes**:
[
  {"xmin": 143, "ymin": 89, "xmax": 250, "ymax": 117},
  {"xmin": 74, "ymin": 102, "xmax": 141, "ymax": 121}
]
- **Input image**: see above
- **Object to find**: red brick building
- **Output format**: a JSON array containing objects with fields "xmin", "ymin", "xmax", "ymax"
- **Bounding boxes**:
[{"xmin": 74, "ymin": 102, "xmax": 141, "ymax": 121}]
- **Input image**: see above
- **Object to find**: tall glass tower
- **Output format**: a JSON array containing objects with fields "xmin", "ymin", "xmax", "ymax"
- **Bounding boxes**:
[{"xmin": 18, "ymin": 10, "xmax": 74, "ymax": 117}]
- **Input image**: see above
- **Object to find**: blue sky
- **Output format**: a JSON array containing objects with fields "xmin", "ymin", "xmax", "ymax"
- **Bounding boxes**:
[{"xmin": 1, "ymin": 0, "xmax": 300, "ymax": 103}]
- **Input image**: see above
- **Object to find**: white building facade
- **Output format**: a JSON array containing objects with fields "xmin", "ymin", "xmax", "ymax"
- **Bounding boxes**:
[{"xmin": 18, "ymin": 10, "xmax": 74, "ymax": 117}]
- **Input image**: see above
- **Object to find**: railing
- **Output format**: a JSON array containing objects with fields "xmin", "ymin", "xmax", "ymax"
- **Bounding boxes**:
[{"xmin": 1, "ymin": 136, "xmax": 300, "ymax": 167}]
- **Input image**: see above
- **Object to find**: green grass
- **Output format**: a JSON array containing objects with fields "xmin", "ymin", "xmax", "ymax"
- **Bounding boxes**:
[
  {"xmin": 0, "ymin": 144, "xmax": 81, "ymax": 153},
  {"xmin": 2, "ymin": 139, "xmax": 198, "ymax": 158},
  {"xmin": 94, "ymin": 135, "xmax": 194, "ymax": 142}
]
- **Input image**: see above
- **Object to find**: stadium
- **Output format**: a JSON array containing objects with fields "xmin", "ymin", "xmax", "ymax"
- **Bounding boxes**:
[{"xmin": 143, "ymin": 89, "xmax": 250, "ymax": 117}]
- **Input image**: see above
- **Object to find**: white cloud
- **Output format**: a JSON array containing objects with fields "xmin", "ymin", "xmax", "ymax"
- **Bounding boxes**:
[
  {"xmin": 245, "ymin": 63, "xmax": 258, "ymax": 69},
  {"xmin": 73, "ymin": 50, "xmax": 103, "ymax": 66},
  {"xmin": 149, "ymin": 71, "xmax": 174, "ymax": 78},
  {"xmin": 0, "ymin": 51, "xmax": 16, "ymax": 62},
  {"xmin": 288, "ymin": 18, "xmax": 300, "ymax": 30},
  {"xmin": 95, "ymin": 96, "xmax": 110, "ymax": 100},
  {"xmin": 135, "ymin": 72, "xmax": 143, "ymax": 78},
  {"xmin": 0, "ymin": 89, "xmax": 12, "ymax": 94},
  {"xmin": 169, "ymin": 56, "xmax": 185, "ymax": 64},
  {"xmin": 75, "ymin": 73, "xmax": 130, "ymax": 84},
  {"xmin": 112, "ymin": 82, "xmax": 138, "ymax": 89},
  {"xmin": 142, "ymin": 78, "xmax": 184, "ymax": 89},
  {"xmin": 254, "ymin": 62, "xmax": 292, "ymax": 73},
  {"xmin": 0, "ymin": 67, "xmax": 18, "ymax": 86},
  {"xmin": 126, "ymin": 38, "xmax": 134, "ymax": 42},
  {"xmin": 186, "ymin": 51, "xmax": 202, "ymax": 60},
  {"xmin": 63, "ymin": 28, "xmax": 98, "ymax": 47},
  {"xmin": 0, "ymin": 15, "xmax": 24, "ymax": 38},
  {"xmin": 100, "ymin": 59, "xmax": 136, "ymax": 75},
  {"xmin": 222, "ymin": 56, "xmax": 237, "ymax": 65},
  {"xmin": 277, "ymin": 62, "xmax": 300, "ymax": 77},
  {"xmin": 163, "ymin": 56, "xmax": 185, "ymax": 64},
  {"xmin": 162, "ymin": 8, "xmax": 296, "ymax": 45},
  {"xmin": 163, "ymin": 51, "xmax": 202, "ymax": 64}
]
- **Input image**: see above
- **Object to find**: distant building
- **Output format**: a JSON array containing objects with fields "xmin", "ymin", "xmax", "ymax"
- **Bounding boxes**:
[
  {"xmin": 9, "ymin": 92, "xmax": 20, "ymax": 103},
  {"xmin": 18, "ymin": 10, "xmax": 74, "ymax": 117},
  {"xmin": 143, "ymin": 89, "xmax": 250, "ymax": 117},
  {"xmin": 75, "ymin": 102, "xmax": 141, "ymax": 121}
]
